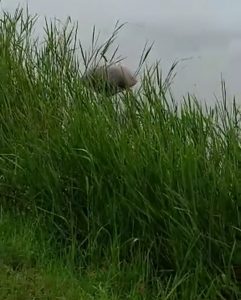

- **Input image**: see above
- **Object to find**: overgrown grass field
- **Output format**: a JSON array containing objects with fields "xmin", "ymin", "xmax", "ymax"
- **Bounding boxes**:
[{"xmin": 1, "ymin": 7, "xmax": 241, "ymax": 299}]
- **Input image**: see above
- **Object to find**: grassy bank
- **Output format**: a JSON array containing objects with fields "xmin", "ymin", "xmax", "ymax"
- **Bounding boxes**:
[{"xmin": 1, "ymin": 7, "xmax": 241, "ymax": 299}]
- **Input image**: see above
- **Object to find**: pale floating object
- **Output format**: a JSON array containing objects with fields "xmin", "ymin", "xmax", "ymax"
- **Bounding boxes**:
[{"xmin": 81, "ymin": 64, "xmax": 137, "ymax": 96}]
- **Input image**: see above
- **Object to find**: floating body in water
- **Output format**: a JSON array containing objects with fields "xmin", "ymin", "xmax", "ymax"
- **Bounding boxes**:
[{"xmin": 81, "ymin": 64, "xmax": 137, "ymax": 96}]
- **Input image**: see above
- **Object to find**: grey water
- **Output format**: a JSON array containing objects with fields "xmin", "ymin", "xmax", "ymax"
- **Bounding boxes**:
[{"xmin": 2, "ymin": 0, "xmax": 241, "ymax": 103}]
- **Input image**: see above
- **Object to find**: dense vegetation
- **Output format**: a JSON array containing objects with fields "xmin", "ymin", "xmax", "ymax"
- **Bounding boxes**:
[{"xmin": 1, "ymin": 7, "xmax": 241, "ymax": 299}]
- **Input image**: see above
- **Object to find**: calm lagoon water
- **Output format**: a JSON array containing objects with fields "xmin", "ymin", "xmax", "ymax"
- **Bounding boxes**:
[{"xmin": 2, "ymin": 0, "xmax": 241, "ymax": 102}]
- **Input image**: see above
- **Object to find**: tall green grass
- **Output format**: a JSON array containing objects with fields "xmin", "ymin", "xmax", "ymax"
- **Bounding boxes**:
[{"xmin": 1, "ymin": 7, "xmax": 241, "ymax": 298}]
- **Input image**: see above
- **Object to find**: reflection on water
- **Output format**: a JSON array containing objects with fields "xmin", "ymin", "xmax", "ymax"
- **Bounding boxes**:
[{"xmin": 2, "ymin": 0, "xmax": 241, "ymax": 102}]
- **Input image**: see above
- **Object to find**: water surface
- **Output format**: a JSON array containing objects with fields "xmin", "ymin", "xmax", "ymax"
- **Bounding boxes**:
[{"xmin": 2, "ymin": 0, "xmax": 241, "ymax": 102}]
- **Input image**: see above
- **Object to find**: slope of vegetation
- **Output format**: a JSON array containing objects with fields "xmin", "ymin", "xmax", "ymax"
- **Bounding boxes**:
[{"xmin": 1, "ymin": 7, "xmax": 241, "ymax": 299}]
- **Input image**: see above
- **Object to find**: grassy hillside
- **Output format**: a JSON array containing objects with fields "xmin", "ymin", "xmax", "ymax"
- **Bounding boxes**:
[{"xmin": 1, "ymin": 7, "xmax": 241, "ymax": 299}]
